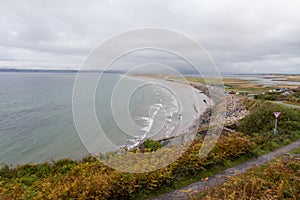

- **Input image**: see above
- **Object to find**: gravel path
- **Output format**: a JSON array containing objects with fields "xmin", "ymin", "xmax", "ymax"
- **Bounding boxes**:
[{"xmin": 153, "ymin": 139, "xmax": 300, "ymax": 200}]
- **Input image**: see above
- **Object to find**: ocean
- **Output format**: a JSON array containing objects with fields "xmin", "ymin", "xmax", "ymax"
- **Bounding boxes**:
[{"xmin": 0, "ymin": 73, "xmax": 183, "ymax": 165}]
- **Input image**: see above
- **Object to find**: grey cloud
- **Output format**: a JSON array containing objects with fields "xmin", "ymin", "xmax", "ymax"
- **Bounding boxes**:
[{"xmin": 0, "ymin": 0, "xmax": 299, "ymax": 73}]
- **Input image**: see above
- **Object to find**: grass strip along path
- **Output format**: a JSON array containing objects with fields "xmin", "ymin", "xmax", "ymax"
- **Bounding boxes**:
[{"xmin": 153, "ymin": 139, "xmax": 300, "ymax": 200}]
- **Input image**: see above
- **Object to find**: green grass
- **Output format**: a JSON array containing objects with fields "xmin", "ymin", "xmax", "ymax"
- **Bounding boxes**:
[
  {"xmin": 283, "ymin": 101, "xmax": 300, "ymax": 106},
  {"xmin": 237, "ymin": 101, "xmax": 300, "ymax": 135},
  {"xmin": 290, "ymin": 147, "xmax": 300, "ymax": 154},
  {"xmin": 251, "ymin": 131, "xmax": 300, "ymax": 156}
]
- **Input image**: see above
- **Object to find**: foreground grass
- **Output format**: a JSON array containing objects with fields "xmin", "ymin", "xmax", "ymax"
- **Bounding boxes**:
[
  {"xmin": 132, "ymin": 154, "xmax": 253, "ymax": 200},
  {"xmin": 1, "ymin": 131, "xmax": 299, "ymax": 200},
  {"xmin": 196, "ymin": 156, "xmax": 300, "ymax": 199},
  {"xmin": 0, "ymin": 132, "xmax": 255, "ymax": 200}
]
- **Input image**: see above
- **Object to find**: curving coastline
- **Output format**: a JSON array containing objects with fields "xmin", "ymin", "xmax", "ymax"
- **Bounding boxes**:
[{"xmin": 129, "ymin": 75, "xmax": 212, "ymax": 145}]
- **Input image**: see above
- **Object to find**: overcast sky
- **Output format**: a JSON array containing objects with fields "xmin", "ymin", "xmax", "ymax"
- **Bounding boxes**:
[{"xmin": 0, "ymin": 0, "xmax": 299, "ymax": 74}]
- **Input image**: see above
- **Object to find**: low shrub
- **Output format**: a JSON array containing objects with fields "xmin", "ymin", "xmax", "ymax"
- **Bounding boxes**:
[
  {"xmin": 0, "ymin": 133, "xmax": 254, "ymax": 199},
  {"xmin": 142, "ymin": 139, "xmax": 163, "ymax": 151}
]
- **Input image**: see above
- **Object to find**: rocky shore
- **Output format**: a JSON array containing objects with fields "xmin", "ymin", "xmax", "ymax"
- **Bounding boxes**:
[
  {"xmin": 131, "ymin": 76, "xmax": 250, "ymax": 148},
  {"xmin": 154, "ymin": 80, "xmax": 250, "ymax": 147},
  {"xmin": 224, "ymin": 94, "xmax": 249, "ymax": 125}
]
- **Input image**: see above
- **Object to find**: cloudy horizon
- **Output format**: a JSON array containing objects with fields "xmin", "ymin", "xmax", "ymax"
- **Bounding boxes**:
[{"xmin": 0, "ymin": 0, "xmax": 300, "ymax": 74}]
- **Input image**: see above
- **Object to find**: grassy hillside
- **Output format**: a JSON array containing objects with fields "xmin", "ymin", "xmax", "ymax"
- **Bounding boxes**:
[
  {"xmin": 1, "ymin": 100, "xmax": 300, "ymax": 199},
  {"xmin": 238, "ymin": 101, "xmax": 300, "ymax": 135}
]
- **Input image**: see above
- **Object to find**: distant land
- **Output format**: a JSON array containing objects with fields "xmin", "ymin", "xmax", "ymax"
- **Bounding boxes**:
[
  {"xmin": 0, "ymin": 68, "xmax": 299, "ymax": 76},
  {"xmin": 0, "ymin": 68, "xmax": 122, "ymax": 74},
  {"xmin": 236, "ymin": 73, "xmax": 300, "ymax": 76}
]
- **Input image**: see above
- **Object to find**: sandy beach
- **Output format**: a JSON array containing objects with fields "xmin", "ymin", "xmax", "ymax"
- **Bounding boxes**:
[{"xmin": 131, "ymin": 75, "xmax": 212, "ymax": 142}]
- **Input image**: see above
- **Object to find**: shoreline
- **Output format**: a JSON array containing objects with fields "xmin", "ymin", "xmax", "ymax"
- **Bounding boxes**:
[{"xmin": 128, "ymin": 75, "xmax": 212, "ymax": 145}]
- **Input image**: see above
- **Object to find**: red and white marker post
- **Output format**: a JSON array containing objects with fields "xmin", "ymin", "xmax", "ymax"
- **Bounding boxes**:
[{"xmin": 272, "ymin": 111, "xmax": 282, "ymax": 135}]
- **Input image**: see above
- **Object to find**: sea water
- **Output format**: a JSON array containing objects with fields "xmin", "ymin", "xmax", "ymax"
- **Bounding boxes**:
[{"xmin": 0, "ymin": 73, "xmax": 181, "ymax": 165}]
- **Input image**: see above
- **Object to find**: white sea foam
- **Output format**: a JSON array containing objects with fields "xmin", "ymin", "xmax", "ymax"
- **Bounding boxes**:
[
  {"xmin": 125, "ymin": 132, "xmax": 147, "ymax": 149},
  {"xmin": 140, "ymin": 117, "xmax": 154, "ymax": 132},
  {"xmin": 149, "ymin": 103, "xmax": 162, "ymax": 118},
  {"xmin": 149, "ymin": 84, "xmax": 182, "ymax": 138},
  {"xmin": 124, "ymin": 83, "xmax": 182, "ymax": 148}
]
